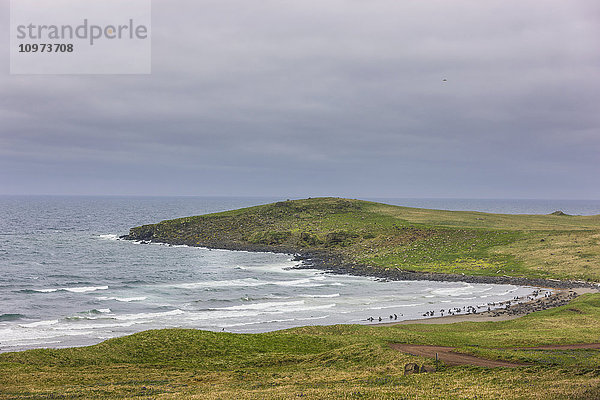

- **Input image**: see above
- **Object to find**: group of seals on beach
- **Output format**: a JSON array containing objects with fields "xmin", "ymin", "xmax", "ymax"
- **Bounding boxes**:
[
  {"xmin": 486, "ymin": 289, "xmax": 579, "ymax": 318},
  {"xmin": 365, "ymin": 290, "xmax": 555, "ymax": 323},
  {"xmin": 291, "ymin": 251, "xmax": 600, "ymax": 323},
  {"xmin": 363, "ymin": 288, "xmax": 589, "ymax": 324}
]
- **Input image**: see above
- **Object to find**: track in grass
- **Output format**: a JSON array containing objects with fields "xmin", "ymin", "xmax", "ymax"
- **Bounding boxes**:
[
  {"xmin": 390, "ymin": 344, "xmax": 526, "ymax": 367},
  {"xmin": 391, "ymin": 343, "xmax": 600, "ymax": 367}
]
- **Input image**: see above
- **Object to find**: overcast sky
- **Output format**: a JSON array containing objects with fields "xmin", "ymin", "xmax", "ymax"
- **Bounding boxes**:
[{"xmin": 1, "ymin": 0, "xmax": 599, "ymax": 198}]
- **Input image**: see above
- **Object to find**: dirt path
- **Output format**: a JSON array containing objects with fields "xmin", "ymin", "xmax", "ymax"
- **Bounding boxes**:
[
  {"xmin": 390, "ymin": 344, "xmax": 526, "ymax": 367},
  {"xmin": 514, "ymin": 343, "xmax": 600, "ymax": 350},
  {"xmin": 390, "ymin": 343, "xmax": 600, "ymax": 368}
]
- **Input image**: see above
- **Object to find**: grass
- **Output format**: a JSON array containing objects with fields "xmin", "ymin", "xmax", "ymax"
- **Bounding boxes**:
[
  {"xmin": 2, "ymin": 294, "xmax": 600, "ymax": 399},
  {"xmin": 127, "ymin": 197, "xmax": 600, "ymax": 281},
  {"xmin": 3, "ymin": 197, "xmax": 600, "ymax": 399}
]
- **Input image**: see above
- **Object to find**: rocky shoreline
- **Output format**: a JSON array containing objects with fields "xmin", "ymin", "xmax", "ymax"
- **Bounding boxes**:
[
  {"xmin": 292, "ymin": 251, "xmax": 600, "ymax": 321},
  {"xmin": 121, "ymin": 235, "xmax": 600, "ymax": 291},
  {"xmin": 293, "ymin": 251, "xmax": 600, "ymax": 290},
  {"xmin": 121, "ymin": 235, "xmax": 600, "ymax": 322}
]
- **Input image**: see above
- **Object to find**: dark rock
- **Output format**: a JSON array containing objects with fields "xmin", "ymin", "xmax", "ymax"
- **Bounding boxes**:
[{"xmin": 404, "ymin": 363, "xmax": 420, "ymax": 375}]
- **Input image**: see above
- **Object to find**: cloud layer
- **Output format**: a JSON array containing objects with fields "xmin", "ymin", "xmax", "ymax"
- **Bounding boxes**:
[{"xmin": 1, "ymin": 0, "xmax": 599, "ymax": 198}]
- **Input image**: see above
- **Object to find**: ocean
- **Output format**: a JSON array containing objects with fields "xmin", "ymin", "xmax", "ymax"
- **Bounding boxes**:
[{"xmin": 1, "ymin": 196, "xmax": 599, "ymax": 352}]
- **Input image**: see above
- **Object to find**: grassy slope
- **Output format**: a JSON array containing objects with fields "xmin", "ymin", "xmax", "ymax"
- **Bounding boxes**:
[
  {"xmin": 128, "ymin": 197, "xmax": 600, "ymax": 281},
  {"xmin": 3, "ymin": 198, "xmax": 600, "ymax": 399},
  {"xmin": 2, "ymin": 294, "xmax": 600, "ymax": 399}
]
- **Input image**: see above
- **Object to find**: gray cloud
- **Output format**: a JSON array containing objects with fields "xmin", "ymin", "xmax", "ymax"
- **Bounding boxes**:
[{"xmin": 1, "ymin": 0, "xmax": 599, "ymax": 198}]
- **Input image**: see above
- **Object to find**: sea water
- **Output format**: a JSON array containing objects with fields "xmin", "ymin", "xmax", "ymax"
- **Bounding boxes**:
[{"xmin": 1, "ymin": 196, "xmax": 598, "ymax": 352}]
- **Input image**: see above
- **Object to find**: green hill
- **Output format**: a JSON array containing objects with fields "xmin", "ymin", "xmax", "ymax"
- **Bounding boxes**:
[
  {"xmin": 3, "ymin": 198, "xmax": 600, "ymax": 399},
  {"xmin": 126, "ymin": 197, "xmax": 600, "ymax": 282}
]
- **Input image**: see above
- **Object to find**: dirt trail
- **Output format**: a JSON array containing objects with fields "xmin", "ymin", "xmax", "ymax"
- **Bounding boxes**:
[
  {"xmin": 514, "ymin": 343, "xmax": 600, "ymax": 350},
  {"xmin": 390, "ymin": 343, "xmax": 600, "ymax": 368},
  {"xmin": 390, "ymin": 344, "xmax": 526, "ymax": 367}
]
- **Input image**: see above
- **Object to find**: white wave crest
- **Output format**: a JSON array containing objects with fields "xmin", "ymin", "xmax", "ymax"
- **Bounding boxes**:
[
  {"xmin": 19, "ymin": 319, "xmax": 59, "ymax": 328},
  {"xmin": 97, "ymin": 296, "xmax": 147, "ymax": 302},
  {"xmin": 173, "ymin": 278, "xmax": 269, "ymax": 289},
  {"xmin": 64, "ymin": 286, "xmax": 109, "ymax": 293},
  {"xmin": 99, "ymin": 234, "xmax": 119, "ymax": 241},
  {"xmin": 172, "ymin": 276, "xmax": 333, "ymax": 290},
  {"xmin": 370, "ymin": 303, "xmax": 425, "ymax": 310},
  {"xmin": 114, "ymin": 309, "xmax": 185, "ymax": 321},
  {"xmin": 430, "ymin": 284, "xmax": 474, "ymax": 297},
  {"xmin": 215, "ymin": 300, "xmax": 306, "ymax": 311},
  {"xmin": 34, "ymin": 286, "xmax": 109, "ymax": 294}
]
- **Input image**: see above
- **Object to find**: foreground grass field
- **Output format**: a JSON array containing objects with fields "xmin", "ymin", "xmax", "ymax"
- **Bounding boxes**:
[
  {"xmin": 2, "ymin": 294, "xmax": 600, "ymax": 399},
  {"xmin": 127, "ymin": 197, "xmax": 600, "ymax": 282}
]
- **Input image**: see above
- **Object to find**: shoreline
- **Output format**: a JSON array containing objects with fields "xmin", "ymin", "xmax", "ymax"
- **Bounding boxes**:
[
  {"xmin": 380, "ymin": 287, "xmax": 597, "ymax": 325},
  {"xmin": 123, "ymin": 238, "xmax": 600, "ymax": 290},
  {"xmin": 122, "ymin": 238, "xmax": 600, "ymax": 324},
  {"xmin": 297, "ymin": 252, "xmax": 600, "ymax": 323},
  {"xmin": 293, "ymin": 251, "xmax": 600, "ymax": 290}
]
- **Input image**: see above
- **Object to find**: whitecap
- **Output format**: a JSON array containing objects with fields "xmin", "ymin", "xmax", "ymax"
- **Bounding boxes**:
[
  {"xmin": 114, "ymin": 309, "xmax": 185, "ymax": 321},
  {"xmin": 370, "ymin": 303, "xmax": 425, "ymax": 310},
  {"xmin": 64, "ymin": 286, "xmax": 108, "ymax": 293},
  {"xmin": 34, "ymin": 286, "xmax": 109, "ymax": 294},
  {"xmin": 172, "ymin": 278, "xmax": 268, "ymax": 289},
  {"xmin": 19, "ymin": 319, "xmax": 59, "ymax": 328},
  {"xmin": 270, "ymin": 278, "xmax": 315, "ymax": 287},
  {"xmin": 214, "ymin": 300, "xmax": 306, "ymax": 311},
  {"xmin": 430, "ymin": 284, "xmax": 474, "ymax": 296},
  {"xmin": 98, "ymin": 234, "xmax": 119, "ymax": 241},
  {"xmin": 97, "ymin": 296, "xmax": 147, "ymax": 302}
]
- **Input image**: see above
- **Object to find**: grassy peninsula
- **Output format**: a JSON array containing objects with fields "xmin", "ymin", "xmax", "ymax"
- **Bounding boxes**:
[
  {"xmin": 3, "ymin": 198, "xmax": 600, "ymax": 399},
  {"xmin": 126, "ymin": 197, "xmax": 600, "ymax": 283}
]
